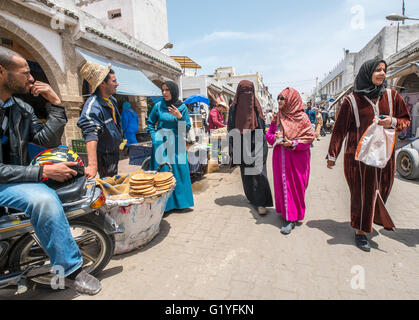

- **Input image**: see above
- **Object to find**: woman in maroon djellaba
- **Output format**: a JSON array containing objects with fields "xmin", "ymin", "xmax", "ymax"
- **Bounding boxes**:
[{"xmin": 326, "ymin": 59, "xmax": 411, "ymax": 252}]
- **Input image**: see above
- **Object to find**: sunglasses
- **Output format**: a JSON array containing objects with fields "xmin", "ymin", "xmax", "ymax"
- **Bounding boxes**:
[{"xmin": 278, "ymin": 96, "xmax": 285, "ymax": 101}]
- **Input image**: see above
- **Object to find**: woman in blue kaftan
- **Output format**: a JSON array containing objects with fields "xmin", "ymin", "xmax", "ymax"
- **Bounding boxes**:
[{"xmin": 146, "ymin": 81, "xmax": 194, "ymax": 212}]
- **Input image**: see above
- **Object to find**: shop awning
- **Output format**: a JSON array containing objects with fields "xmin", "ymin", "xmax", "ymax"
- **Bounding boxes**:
[
  {"xmin": 170, "ymin": 56, "xmax": 201, "ymax": 69},
  {"xmin": 387, "ymin": 61, "xmax": 419, "ymax": 80},
  {"xmin": 76, "ymin": 48, "xmax": 162, "ymax": 97}
]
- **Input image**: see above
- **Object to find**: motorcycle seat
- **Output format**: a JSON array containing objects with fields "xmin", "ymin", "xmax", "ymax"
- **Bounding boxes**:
[{"xmin": 52, "ymin": 176, "xmax": 87, "ymax": 204}]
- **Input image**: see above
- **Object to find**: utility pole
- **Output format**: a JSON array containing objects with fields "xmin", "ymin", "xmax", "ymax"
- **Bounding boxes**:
[{"xmin": 397, "ymin": 0, "xmax": 406, "ymax": 52}]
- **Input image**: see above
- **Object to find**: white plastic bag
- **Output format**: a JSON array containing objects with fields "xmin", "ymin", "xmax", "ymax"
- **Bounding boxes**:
[
  {"xmin": 349, "ymin": 89, "xmax": 396, "ymax": 169},
  {"xmin": 355, "ymin": 119, "xmax": 396, "ymax": 168}
]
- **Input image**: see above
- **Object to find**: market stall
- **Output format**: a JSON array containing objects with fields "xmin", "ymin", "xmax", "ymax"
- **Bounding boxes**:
[{"xmin": 96, "ymin": 165, "xmax": 176, "ymax": 255}]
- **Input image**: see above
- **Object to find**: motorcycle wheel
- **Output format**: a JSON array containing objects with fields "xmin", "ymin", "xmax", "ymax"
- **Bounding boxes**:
[{"xmin": 8, "ymin": 220, "xmax": 114, "ymax": 287}]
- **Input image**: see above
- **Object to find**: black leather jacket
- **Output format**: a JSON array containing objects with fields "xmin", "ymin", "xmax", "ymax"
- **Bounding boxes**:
[{"xmin": 0, "ymin": 97, "xmax": 67, "ymax": 184}]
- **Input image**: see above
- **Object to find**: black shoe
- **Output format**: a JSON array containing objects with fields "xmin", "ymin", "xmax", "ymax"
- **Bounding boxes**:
[
  {"xmin": 355, "ymin": 234, "xmax": 371, "ymax": 252},
  {"xmin": 281, "ymin": 222, "xmax": 296, "ymax": 235},
  {"xmin": 66, "ymin": 270, "xmax": 102, "ymax": 295}
]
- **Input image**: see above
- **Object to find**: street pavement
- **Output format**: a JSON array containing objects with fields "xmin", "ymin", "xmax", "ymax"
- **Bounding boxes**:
[{"xmin": 1, "ymin": 135, "xmax": 418, "ymax": 300}]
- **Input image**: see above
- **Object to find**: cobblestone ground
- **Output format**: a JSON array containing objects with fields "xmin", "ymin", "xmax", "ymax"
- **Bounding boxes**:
[{"xmin": 1, "ymin": 135, "xmax": 418, "ymax": 300}]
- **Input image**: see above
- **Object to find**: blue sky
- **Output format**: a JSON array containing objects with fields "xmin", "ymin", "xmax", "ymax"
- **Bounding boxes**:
[{"xmin": 167, "ymin": 0, "xmax": 419, "ymax": 96}]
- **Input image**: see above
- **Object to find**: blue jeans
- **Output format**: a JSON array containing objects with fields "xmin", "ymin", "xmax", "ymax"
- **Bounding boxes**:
[{"xmin": 0, "ymin": 183, "xmax": 83, "ymax": 276}]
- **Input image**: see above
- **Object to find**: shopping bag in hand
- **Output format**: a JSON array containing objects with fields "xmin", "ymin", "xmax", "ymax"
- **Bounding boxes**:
[{"xmin": 355, "ymin": 118, "xmax": 396, "ymax": 169}]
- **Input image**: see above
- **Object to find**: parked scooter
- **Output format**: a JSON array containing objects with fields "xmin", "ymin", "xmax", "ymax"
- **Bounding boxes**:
[{"xmin": 0, "ymin": 166, "xmax": 123, "ymax": 295}]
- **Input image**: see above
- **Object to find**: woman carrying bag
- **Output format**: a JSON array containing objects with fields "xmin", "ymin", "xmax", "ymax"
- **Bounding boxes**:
[{"xmin": 326, "ymin": 59, "xmax": 410, "ymax": 252}]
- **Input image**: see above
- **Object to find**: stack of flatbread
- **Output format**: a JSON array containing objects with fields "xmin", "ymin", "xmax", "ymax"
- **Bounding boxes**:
[
  {"xmin": 154, "ymin": 172, "xmax": 175, "ymax": 192},
  {"xmin": 129, "ymin": 173, "xmax": 156, "ymax": 197},
  {"xmin": 211, "ymin": 126, "xmax": 227, "ymax": 139}
]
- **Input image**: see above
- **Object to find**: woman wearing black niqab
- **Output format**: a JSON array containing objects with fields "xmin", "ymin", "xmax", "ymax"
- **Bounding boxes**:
[{"xmin": 228, "ymin": 80, "xmax": 273, "ymax": 215}]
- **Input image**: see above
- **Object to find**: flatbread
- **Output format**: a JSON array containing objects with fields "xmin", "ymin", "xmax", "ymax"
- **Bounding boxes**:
[
  {"xmin": 130, "ymin": 182, "xmax": 155, "ymax": 189},
  {"xmin": 156, "ymin": 188, "xmax": 172, "ymax": 192},
  {"xmin": 155, "ymin": 181, "xmax": 173, "ymax": 188},
  {"xmin": 155, "ymin": 183, "xmax": 174, "ymax": 190},
  {"xmin": 129, "ymin": 189, "xmax": 156, "ymax": 197},
  {"xmin": 155, "ymin": 179, "xmax": 174, "ymax": 186},
  {"xmin": 130, "ymin": 173, "xmax": 155, "ymax": 182},
  {"xmin": 130, "ymin": 185, "xmax": 155, "ymax": 193},
  {"xmin": 154, "ymin": 172, "xmax": 173, "ymax": 182}
]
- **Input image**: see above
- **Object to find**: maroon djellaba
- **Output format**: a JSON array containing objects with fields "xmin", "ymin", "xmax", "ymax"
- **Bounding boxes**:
[{"xmin": 327, "ymin": 59, "xmax": 410, "ymax": 251}]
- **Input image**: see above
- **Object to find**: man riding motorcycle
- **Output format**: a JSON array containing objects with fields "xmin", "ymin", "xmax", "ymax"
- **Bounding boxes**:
[{"xmin": 0, "ymin": 47, "xmax": 101, "ymax": 295}]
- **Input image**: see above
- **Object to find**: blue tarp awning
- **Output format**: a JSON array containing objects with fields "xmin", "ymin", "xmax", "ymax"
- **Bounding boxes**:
[
  {"xmin": 184, "ymin": 95, "xmax": 210, "ymax": 105},
  {"xmin": 76, "ymin": 48, "xmax": 162, "ymax": 97}
]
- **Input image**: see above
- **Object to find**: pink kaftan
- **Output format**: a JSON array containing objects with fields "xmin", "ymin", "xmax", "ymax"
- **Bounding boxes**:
[{"xmin": 266, "ymin": 122, "xmax": 311, "ymax": 222}]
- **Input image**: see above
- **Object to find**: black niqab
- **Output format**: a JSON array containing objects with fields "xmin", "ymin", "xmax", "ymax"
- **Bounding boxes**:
[
  {"xmin": 354, "ymin": 59, "xmax": 388, "ymax": 99},
  {"xmin": 163, "ymin": 81, "xmax": 183, "ymax": 108}
]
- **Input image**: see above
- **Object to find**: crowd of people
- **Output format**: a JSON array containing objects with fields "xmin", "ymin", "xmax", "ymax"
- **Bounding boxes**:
[{"xmin": 0, "ymin": 44, "xmax": 411, "ymax": 296}]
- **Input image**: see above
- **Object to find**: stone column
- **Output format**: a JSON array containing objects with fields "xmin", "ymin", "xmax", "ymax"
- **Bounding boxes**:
[
  {"xmin": 59, "ymin": 30, "xmax": 85, "ymax": 148},
  {"xmin": 62, "ymin": 102, "xmax": 84, "ymax": 148},
  {"xmin": 139, "ymin": 97, "xmax": 148, "ymax": 131},
  {"xmin": 129, "ymin": 96, "xmax": 148, "ymax": 132}
]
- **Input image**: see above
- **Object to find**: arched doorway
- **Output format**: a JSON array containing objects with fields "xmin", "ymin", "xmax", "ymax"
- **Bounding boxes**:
[
  {"xmin": 0, "ymin": 20, "xmax": 64, "ymax": 122},
  {"xmin": 1, "ymin": 39, "xmax": 50, "ymax": 121},
  {"xmin": 398, "ymin": 73, "xmax": 419, "ymax": 94}
]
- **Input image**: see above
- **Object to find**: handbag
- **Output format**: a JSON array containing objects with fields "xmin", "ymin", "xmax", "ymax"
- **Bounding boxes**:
[{"xmin": 348, "ymin": 89, "xmax": 396, "ymax": 169}]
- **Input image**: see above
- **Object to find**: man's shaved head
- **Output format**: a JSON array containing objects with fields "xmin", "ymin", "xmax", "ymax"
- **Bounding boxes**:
[
  {"xmin": 0, "ymin": 47, "xmax": 33, "ymax": 97},
  {"xmin": 0, "ymin": 46, "xmax": 23, "ymax": 70}
]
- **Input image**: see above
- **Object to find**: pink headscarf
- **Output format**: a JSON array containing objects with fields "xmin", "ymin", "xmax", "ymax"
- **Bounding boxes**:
[{"xmin": 275, "ymin": 88, "xmax": 316, "ymax": 145}]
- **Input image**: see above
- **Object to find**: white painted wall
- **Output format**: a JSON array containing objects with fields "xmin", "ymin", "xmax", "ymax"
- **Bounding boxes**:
[
  {"xmin": 132, "ymin": 0, "xmax": 169, "ymax": 52},
  {"xmin": 80, "ymin": 0, "xmax": 169, "ymax": 52},
  {"xmin": 181, "ymin": 75, "xmax": 236, "ymax": 105},
  {"xmin": 182, "ymin": 76, "xmax": 208, "ymax": 98},
  {"xmin": 0, "ymin": 11, "xmax": 65, "ymax": 72},
  {"xmin": 79, "ymin": 0, "xmax": 135, "ymax": 38},
  {"xmin": 354, "ymin": 25, "xmax": 419, "ymax": 77}
]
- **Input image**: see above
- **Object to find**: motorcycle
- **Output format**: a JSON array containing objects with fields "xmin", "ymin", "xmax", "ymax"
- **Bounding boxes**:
[{"xmin": 0, "ymin": 174, "xmax": 124, "ymax": 295}]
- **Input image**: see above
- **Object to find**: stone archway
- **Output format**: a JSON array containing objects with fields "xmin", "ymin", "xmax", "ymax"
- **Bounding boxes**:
[
  {"xmin": 0, "ymin": 15, "xmax": 86, "ymax": 146},
  {"xmin": 0, "ymin": 16, "xmax": 66, "ymax": 95},
  {"xmin": 397, "ymin": 73, "xmax": 419, "ymax": 93}
]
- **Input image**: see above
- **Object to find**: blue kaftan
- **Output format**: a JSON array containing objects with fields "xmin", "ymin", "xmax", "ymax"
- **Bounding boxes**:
[{"xmin": 146, "ymin": 101, "xmax": 194, "ymax": 212}]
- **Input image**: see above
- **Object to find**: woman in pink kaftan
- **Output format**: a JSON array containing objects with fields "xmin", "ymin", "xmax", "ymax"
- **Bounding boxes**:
[{"xmin": 266, "ymin": 88, "xmax": 316, "ymax": 234}]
